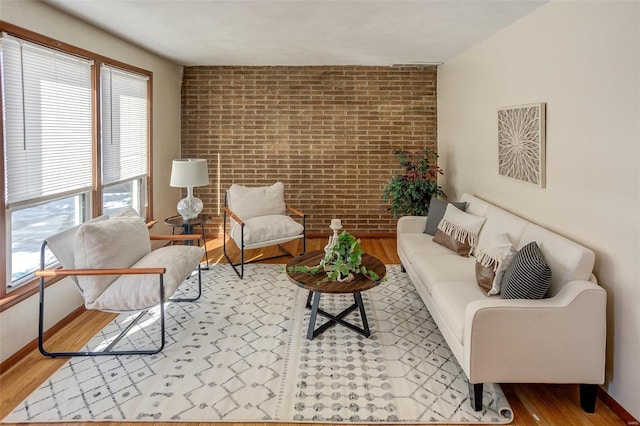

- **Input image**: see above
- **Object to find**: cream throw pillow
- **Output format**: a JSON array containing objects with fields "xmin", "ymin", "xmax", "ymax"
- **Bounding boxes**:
[
  {"xmin": 228, "ymin": 182, "xmax": 286, "ymax": 220},
  {"xmin": 437, "ymin": 204, "xmax": 486, "ymax": 248},
  {"xmin": 74, "ymin": 217, "xmax": 151, "ymax": 305}
]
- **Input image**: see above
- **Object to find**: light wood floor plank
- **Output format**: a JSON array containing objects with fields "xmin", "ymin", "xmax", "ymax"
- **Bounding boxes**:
[{"xmin": 0, "ymin": 237, "xmax": 624, "ymax": 425}]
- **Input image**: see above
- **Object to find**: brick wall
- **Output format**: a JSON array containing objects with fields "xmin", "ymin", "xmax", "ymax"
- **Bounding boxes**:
[{"xmin": 181, "ymin": 66, "xmax": 437, "ymax": 236}]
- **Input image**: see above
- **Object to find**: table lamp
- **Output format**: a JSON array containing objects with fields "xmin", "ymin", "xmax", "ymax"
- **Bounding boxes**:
[{"xmin": 170, "ymin": 158, "xmax": 209, "ymax": 220}]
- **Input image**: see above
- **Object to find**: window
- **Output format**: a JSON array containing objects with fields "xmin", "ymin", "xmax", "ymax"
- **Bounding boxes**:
[
  {"xmin": 101, "ymin": 65, "xmax": 149, "ymax": 217},
  {"xmin": 0, "ymin": 28, "xmax": 152, "ymax": 294},
  {"xmin": 9, "ymin": 194, "xmax": 87, "ymax": 284}
]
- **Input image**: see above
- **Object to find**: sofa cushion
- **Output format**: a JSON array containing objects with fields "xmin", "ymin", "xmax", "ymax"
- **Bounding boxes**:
[
  {"xmin": 459, "ymin": 193, "xmax": 491, "ymax": 217},
  {"xmin": 431, "ymin": 280, "xmax": 491, "ymax": 344},
  {"xmin": 433, "ymin": 229, "xmax": 472, "ymax": 256},
  {"xmin": 437, "ymin": 204, "xmax": 486, "ymax": 248},
  {"xmin": 398, "ymin": 233, "xmax": 455, "ymax": 259},
  {"xmin": 518, "ymin": 223, "xmax": 595, "ymax": 297},
  {"xmin": 501, "ymin": 242, "xmax": 552, "ymax": 299},
  {"xmin": 412, "ymin": 255, "xmax": 476, "ymax": 293},
  {"xmin": 475, "ymin": 206, "xmax": 528, "ymax": 256},
  {"xmin": 424, "ymin": 198, "xmax": 467, "ymax": 236},
  {"xmin": 474, "ymin": 232, "xmax": 517, "ymax": 296}
]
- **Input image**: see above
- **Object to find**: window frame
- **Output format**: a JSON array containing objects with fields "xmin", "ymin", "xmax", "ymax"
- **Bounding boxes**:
[
  {"xmin": 101, "ymin": 175, "xmax": 147, "ymax": 218},
  {"xmin": 0, "ymin": 21, "xmax": 154, "ymax": 305},
  {"xmin": 7, "ymin": 191, "xmax": 91, "ymax": 287}
]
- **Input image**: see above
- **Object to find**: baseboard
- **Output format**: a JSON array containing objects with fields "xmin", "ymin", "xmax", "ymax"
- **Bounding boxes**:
[
  {"xmin": 598, "ymin": 386, "xmax": 639, "ymax": 425},
  {"xmin": 205, "ymin": 232, "xmax": 397, "ymax": 239},
  {"xmin": 307, "ymin": 232, "xmax": 397, "ymax": 239},
  {"xmin": 0, "ymin": 305, "xmax": 86, "ymax": 374}
]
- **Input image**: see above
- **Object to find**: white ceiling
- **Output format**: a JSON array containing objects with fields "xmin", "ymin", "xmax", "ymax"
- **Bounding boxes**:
[{"xmin": 43, "ymin": 0, "xmax": 547, "ymax": 66}]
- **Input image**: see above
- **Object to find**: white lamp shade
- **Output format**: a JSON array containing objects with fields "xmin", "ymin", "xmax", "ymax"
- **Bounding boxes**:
[{"xmin": 170, "ymin": 159, "xmax": 209, "ymax": 188}]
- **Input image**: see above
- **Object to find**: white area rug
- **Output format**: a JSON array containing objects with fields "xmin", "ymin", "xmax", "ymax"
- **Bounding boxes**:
[{"xmin": 4, "ymin": 264, "xmax": 513, "ymax": 423}]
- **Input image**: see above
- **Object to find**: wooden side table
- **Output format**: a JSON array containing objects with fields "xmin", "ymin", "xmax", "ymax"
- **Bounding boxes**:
[
  {"xmin": 286, "ymin": 250, "xmax": 386, "ymax": 340},
  {"xmin": 164, "ymin": 214, "xmax": 212, "ymax": 269}
]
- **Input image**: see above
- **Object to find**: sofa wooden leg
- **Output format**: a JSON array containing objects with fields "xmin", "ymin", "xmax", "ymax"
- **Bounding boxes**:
[
  {"xmin": 400, "ymin": 263, "xmax": 406, "ymax": 273},
  {"xmin": 580, "ymin": 384, "xmax": 598, "ymax": 413},
  {"xmin": 469, "ymin": 382, "xmax": 483, "ymax": 411}
]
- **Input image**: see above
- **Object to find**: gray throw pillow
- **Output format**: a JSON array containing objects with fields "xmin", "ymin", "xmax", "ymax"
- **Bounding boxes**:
[
  {"xmin": 423, "ymin": 198, "xmax": 467, "ymax": 235},
  {"xmin": 501, "ymin": 241, "xmax": 552, "ymax": 299}
]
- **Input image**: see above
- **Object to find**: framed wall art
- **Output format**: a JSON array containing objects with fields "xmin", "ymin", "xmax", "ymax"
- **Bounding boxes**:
[{"xmin": 497, "ymin": 102, "xmax": 546, "ymax": 187}]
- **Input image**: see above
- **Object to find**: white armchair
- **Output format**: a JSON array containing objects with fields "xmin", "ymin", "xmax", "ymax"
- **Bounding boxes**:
[
  {"xmin": 223, "ymin": 182, "xmax": 306, "ymax": 278},
  {"xmin": 36, "ymin": 214, "xmax": 205, "ymax": 357}
]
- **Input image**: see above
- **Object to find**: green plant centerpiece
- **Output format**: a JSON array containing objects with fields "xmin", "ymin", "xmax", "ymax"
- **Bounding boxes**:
[
  {"xmin": 382, "ymin": 149, "xmax": 446, "ymax": 217},
  {"xmin": 288, "ymin": 230, "xmax": 381, "ymax": 284}
]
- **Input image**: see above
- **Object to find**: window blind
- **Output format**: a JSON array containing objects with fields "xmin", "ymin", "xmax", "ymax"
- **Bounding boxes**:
[
  {"xmin": 1, "ymin": 34, "xmax": 93, "ymax": 206},
  {"xmin": 101, "ymin": 65, "xmax": 149, "ymax": 186}
]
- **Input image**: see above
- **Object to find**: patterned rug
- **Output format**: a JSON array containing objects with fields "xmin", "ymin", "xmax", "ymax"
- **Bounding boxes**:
[{"xmin": 4, "ymin": 264, "xmax": 513, "ymax": 423}]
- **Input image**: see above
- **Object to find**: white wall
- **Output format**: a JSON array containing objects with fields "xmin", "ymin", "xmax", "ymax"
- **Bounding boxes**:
[
  {"xmin": 0, "ymin": 0, "xmax": 183, "ymax": 363},
  {"xmin": 438, "ymin": 1, "xmax": 639, "ymax": 419}
]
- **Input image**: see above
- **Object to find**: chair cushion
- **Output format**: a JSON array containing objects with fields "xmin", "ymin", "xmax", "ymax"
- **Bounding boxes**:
[
  {"xmin": 75, "ymin": 217, "xmax": 151, "ymax": 305},
  {"xmin": 228, "ymin": 182, "xmax": 286, "ymax": 220},
  {"xmin": 89, "ymin": 245, "xmax": 204, "ymax": 311},
  {"xmin": 46, "ymin": 215, "xmax": 108, "ymax": 270},
  {"xmin": 230, "ymin": 214, "xmax": 304, "ymax": 246}
]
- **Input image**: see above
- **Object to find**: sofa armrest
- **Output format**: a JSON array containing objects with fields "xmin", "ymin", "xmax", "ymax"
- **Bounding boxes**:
[
  {"xmin": 462, "ymin": 280, "xmax": 607, "ymax": 385},
  {"xmin": 397, "ymin": 216, "xmax": 428, "ymax": 234}
]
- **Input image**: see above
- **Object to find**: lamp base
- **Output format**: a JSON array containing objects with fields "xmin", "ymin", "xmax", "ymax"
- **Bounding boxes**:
[{"xmin": 177, "ymin": 193, "xmax": 203, "ymax": 221}]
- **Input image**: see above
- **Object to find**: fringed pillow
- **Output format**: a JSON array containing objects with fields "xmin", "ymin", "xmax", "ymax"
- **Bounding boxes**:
[
  {"xmin": 474, "ymin": 233, "xmax": 517, "ymax": 296},
  {"xmin": 433, "ymin": 229, "xmax": 473, "ymax": 256},
  {"xmin": 433, "ymin": 204, "xmax": 486, "ymax": 257}
]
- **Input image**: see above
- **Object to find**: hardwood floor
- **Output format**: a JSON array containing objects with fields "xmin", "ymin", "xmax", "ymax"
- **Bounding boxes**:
[{"xmin": 0, "ymin": 237, "xmax": 625, "ymax": 425}]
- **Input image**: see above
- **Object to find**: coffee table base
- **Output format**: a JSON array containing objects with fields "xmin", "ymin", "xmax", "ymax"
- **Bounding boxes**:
[{"xmin": 305, "ymin": 291, "xmax": 370, "ymax": 340}]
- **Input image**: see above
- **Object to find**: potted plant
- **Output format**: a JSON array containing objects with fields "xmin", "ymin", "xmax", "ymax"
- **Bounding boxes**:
[
  {"xmin": 288, "ymin": 231, "xmax": 381, "ymax": 284},
  {"xmin": 382, "ymin": 149, "xmax": 446, "ymax": 217}
]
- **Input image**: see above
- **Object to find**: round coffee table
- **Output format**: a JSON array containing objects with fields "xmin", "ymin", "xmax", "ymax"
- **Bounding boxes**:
[{"xmin": 286, "ymin": 250, "xmax": 386, "ymax": 340}]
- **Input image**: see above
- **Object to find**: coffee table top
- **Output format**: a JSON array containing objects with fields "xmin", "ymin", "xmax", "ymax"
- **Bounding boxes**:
[{"xmin": 286, "ymin": 250, "xmax": 386, "ymax": 294}]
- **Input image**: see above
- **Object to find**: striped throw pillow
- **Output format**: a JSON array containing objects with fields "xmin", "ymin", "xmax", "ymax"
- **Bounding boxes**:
[{"xmin": 501, "ymin": 241, "xmax": 552, "ymax": 299}]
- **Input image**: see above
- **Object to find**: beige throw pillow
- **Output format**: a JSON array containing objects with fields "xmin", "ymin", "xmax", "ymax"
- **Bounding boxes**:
[
  {"xmin": 74, "ymin": 217, "xmax": 151, "ymax": 305},
  {"xmin": 433, "ymin": 229, "xmax": 473, "ymax": 257},
  {"xmin": 432, "ymin": 204, "xmax": 486, "ymax": 256},
  {"xmin": 437, "ymin": 204, "xmax": 486, "ymax": 248},
  {"xmin": 474, "ymin": 232, "xmax": 517, "ymax": 296},
  {"xmin": 228, "ymin": 182, "xmax": 286, "ymax": 220},
  {"xmin": 475, "ymin": 259, "xmax": 497, "ymax": 295}
]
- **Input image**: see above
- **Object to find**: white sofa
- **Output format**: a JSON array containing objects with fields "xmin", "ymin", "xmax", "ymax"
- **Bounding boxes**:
[{"xmin": 397, "ymin": 193, "xmax": 607, "ymax": 412}]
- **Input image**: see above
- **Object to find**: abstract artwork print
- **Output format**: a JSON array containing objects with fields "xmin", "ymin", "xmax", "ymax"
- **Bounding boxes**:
[{"xmin": 498, "ymin": 103, "xmax": 546, "ymax": 187}]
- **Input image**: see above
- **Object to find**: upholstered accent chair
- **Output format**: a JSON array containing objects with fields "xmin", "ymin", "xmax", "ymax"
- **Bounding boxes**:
[
  {"xmin": 223, "ymin": 182, "xmax": 306, "ymax": 278},
  {"xmin": 36, "ymin": 214, "xmax": 205, "ymax": 357}
]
